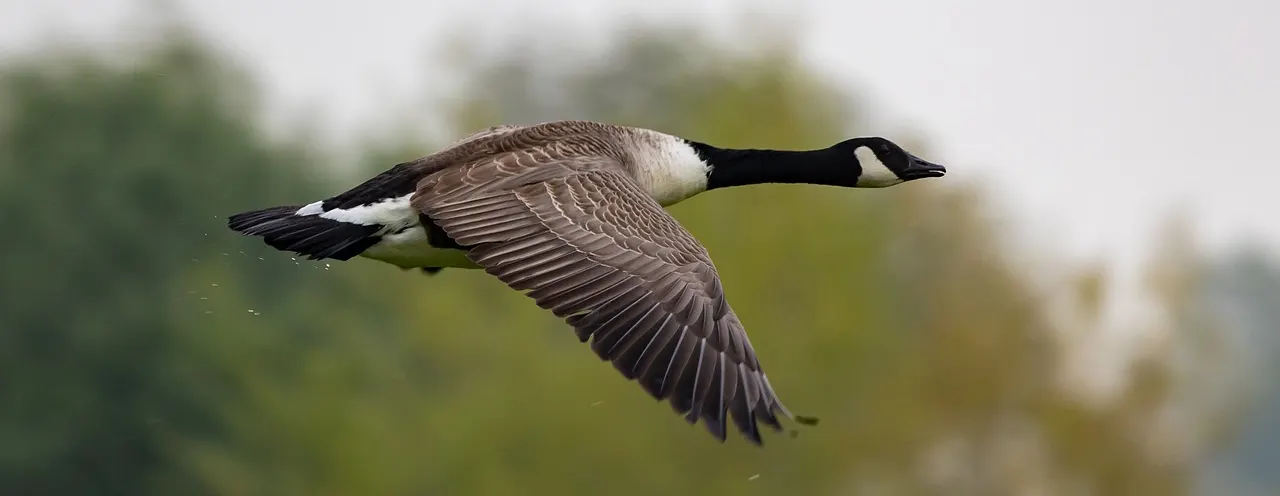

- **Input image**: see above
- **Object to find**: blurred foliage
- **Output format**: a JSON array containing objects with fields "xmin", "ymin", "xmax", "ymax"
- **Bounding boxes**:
[
  {"xmin": 0, "ymin": 35, "xmax": 342, "ymax": 495},
  {"xmin": 1198, "ymin": 248, "xmax": 1280, "ymax": 495},
  {"xmin": 0, "ymin": 20, "xmax": 1243, "ymax": 496}
]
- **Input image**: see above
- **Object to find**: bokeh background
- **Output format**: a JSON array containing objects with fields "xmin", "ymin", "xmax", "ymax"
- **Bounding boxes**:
[{"xmin": 2, "ymin": 0, "xmax": 1277, "ymax": 495}]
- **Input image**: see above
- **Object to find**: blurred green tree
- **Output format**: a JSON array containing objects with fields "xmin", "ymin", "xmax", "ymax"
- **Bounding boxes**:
[{"xmin": 0, "ymin": 33, "xmax": 366, "ymax": 495}]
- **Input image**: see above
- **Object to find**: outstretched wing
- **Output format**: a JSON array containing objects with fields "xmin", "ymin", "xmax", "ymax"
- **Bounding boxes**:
[{"xmin": 413, "ymin": 154, "xmax": 802, "ymax": 444}]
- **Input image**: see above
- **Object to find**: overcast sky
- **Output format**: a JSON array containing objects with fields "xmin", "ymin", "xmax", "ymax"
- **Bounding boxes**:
[{"xmin": 3, "ymin": 0, "xmax": 1277, "ymax": 265}]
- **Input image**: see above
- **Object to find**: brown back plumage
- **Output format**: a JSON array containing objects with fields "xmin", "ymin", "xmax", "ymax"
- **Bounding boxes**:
[{"xmin": 409, "ymin": 121, "xmax": 805, "ymax": 444}]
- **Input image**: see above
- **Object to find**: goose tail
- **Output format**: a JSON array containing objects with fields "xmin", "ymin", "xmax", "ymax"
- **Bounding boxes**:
[{"xmin": 227, "ymin": 205, "xmax": 382, "ymax": 261}]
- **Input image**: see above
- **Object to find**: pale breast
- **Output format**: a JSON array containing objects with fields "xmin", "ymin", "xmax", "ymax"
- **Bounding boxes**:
[{"xmin": 360, "ymin": 227, "xmax": 479, "ymax": 269}]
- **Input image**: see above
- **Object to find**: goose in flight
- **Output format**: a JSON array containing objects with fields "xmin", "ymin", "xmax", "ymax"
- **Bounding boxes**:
[{"xmin": 227, "ymin": 120, "xmax": 947, "ymax": 445}]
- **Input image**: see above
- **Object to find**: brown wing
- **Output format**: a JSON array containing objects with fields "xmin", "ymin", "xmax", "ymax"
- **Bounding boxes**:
[{"xmin": 413, "ymin": 154, "xmax": 800, "ymax": 444}]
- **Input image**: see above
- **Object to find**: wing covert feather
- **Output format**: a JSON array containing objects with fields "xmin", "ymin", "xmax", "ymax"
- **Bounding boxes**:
[{"xmin": 414, "ymin": 156, "xmax": 803, "ymax": 444}]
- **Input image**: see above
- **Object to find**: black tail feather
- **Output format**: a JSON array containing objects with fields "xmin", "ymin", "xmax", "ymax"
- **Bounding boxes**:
[{"xmin": 227, "ymin": 206, "xmax": 381, "ymax": 261}]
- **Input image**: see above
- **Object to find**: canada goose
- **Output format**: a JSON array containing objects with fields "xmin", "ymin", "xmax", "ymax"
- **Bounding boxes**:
[{"xmin": 227, "ymin": 120, "xmax": 946, "ymax": 445}]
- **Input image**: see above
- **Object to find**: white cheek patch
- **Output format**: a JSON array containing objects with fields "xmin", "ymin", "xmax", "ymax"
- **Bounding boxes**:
[{"xmin": 854, "ymin": 146, "xmax": 903, "ymax": 188}]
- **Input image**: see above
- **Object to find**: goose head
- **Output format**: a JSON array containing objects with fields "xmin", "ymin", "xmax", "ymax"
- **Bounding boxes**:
[{"xmin": 835, "ymin": 137, "xmax": 947, "ymax": 188}]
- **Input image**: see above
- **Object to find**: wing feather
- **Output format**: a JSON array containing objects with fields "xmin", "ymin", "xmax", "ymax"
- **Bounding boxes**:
[{"xmin": 414, "ymin": 153, "xmax": 806, "ymax": 444}]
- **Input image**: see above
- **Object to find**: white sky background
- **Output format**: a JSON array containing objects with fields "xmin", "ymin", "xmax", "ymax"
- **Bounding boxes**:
[{"xmin": 2, "ymin": 0, "xmax": 1277, "ymax": 264}]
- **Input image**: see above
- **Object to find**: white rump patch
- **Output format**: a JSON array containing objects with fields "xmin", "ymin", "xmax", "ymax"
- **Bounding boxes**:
[
  {"xmin": 296, "ymin": 194, "xmax": 476, "ymax": 270},
  {"xmin": 296, "ymin": 201, "xmax": 324, "ymax": 216},
  {"xmin": 854, "ymin": 146, "xmax": 903, "ymax": 188},
  {"xmin": 296, "ymin": 194, "xmax": 419, "ymax": 233}
]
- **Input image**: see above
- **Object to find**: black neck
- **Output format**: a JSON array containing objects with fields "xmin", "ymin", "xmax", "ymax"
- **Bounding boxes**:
[{"xmin": 686, "ymin": 141, "xmax": 856, "ymax": 191}]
